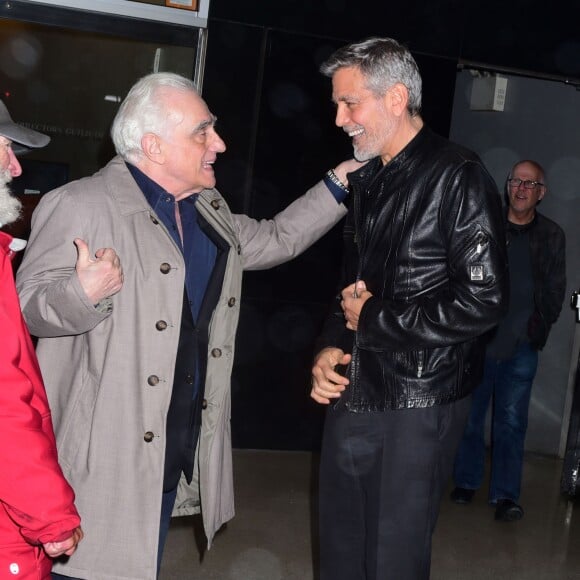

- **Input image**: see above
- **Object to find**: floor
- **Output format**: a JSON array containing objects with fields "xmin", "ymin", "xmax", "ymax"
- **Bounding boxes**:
[{"xmin": 160, "ymin": 449, "xmax": 580, "ymax": 580}]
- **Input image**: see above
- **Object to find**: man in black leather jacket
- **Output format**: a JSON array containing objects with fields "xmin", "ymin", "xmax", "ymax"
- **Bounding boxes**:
[
  {"xmin": 310, "ymin": 37, "xmax": 508, "ymax": 580},
  {"xmin": 451, "ymin": 160, "xmax": 566, "ymax": 522}
]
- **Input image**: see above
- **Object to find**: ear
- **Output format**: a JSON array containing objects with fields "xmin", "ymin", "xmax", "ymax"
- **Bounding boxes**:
[
  {"xmin": 538, "ymin": 186, "xmax": 546, "ymax": 202},
  {"xmin": 141, "ymin": 133, "xmax": 163, "ymax": 163},
  {"xmin": 386, "ymin": 83, "xmax": 409, "ymax": 117}
]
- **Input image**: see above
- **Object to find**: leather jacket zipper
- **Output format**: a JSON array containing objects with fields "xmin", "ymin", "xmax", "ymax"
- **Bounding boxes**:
[
  {"xmin": 353, "ymin": 186, "xmax": 379, "ymax": 285},
  {"xmin": 417, "ymin": 350, "xmax": 424, "ymax": 378},
  {"xmin": 475, "ymin": 230, "xmax": 487, "ymax": 254}
]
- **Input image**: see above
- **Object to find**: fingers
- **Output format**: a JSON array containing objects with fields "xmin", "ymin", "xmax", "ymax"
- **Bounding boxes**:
[
  {"xmin": 75, "ymin": 240, "xmax": 121, "ymax": 272},
  {"xmin": 310, "ymin": 349, "xmax": 351, "ymax": 405},
  {"xmin": 74, "ymin": 239, "xmax": 124, "ymax": 304},
  {"xmin": 341, "ymin": 282, "xmax": 357, "ymax": 299},
  {"xmin": 76, "ymin": 241, "xmax": 119, "ymax": 266},
  {"xmin": 73, "ymin": 238, "xmax": 91, "ymax": 265},
  {"xmin": 341, "ymin": 287, "xmax": 361, "ymax": 330},
  {"xmin": 310, "ymin": 381, "xmax": 343, "ymax": 405},
  {"xmin": 95, "ymin": 247, "xmax": 119, "ymax": 263},
  {"xmin": 63, "ymin": 527, "xmax": 84, "ymax": 556},
  {"xmin": 340, "ymin": 280, "xmax": 372, "ymax": 331},
  {"xmin": 43, "ymin": 526, "xmax": 84, "ymax": 559},
  {"xmin": 355, "ymin": 280, "xmax": 367, "ymax": 295},
  {"xmin": 334, "ymin": 158, "xmax": 367, "ymax": 183}
]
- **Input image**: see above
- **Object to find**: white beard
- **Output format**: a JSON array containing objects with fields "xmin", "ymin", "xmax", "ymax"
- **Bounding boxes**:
[{"xmin": 0, "ymin": 168, "xmax": 21, "ymax": 228}]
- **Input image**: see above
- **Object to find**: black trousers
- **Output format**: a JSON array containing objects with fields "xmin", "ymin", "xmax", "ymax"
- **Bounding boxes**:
[{"xmin": 319, "ymin": 396, "xmax": 471, "ymax": 580}]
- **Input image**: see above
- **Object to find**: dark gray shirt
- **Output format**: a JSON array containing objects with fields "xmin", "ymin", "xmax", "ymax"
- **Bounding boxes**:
[{"xmin": 486, "ymin": 221, "xmax": 534, "ymax": 360}]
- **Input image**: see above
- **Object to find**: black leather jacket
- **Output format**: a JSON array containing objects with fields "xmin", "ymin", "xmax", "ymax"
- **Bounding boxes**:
[
  {"xmin": 318, "ymin": 127, "xmax": 509, "ymax": 411},
  {"xmin": 514, "ymin": 212, "xmax": 566, "ymax": 350}
]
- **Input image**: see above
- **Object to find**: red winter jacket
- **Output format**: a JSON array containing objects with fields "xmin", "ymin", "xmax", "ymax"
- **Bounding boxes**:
[{"xmin": 0, "ymin": 231, "xmax": 80, "ymax": 579}]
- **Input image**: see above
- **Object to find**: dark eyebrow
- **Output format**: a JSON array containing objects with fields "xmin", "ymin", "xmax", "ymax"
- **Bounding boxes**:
[{"xmin": 193, "ymin": 114, "xmax": 217, "ymax": 133}]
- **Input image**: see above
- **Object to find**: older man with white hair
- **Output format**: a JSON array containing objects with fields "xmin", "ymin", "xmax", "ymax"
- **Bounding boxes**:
[{"xmin": 16, "ymin": 72, "xmax": 358, "ymax": 579}]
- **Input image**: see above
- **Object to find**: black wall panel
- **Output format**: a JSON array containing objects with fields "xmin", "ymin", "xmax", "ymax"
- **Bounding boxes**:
[
  {"xmin": 205, "ymin": 28, "xmax": 350, "ymax": 450},
  {"xmin": 202, "ymin": 22, "xmax": 265, "ymax": 214},
  {"xmin": 208, "ymin": 0, "xmax": 465, "ymax": 59},
  {"xmin": 209, "ymin": 0, "xmax": 580, "ymax": 82},
  {"xmin": 460, "ymin": 0, "xmax": 580, "ymax": 79}
]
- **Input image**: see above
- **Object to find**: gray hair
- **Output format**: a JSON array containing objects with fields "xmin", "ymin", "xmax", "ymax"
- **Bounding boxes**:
[
  {"xmin": 320, "ymin": 37, "xmax": 422, "ymax": 116},
  {"xmin": 111, "ymin": 72, "xmax": 198, "ymax": 164},
  {"xmin": 509, "ymin": 159, "xmax": 546, "ymax": 184}
]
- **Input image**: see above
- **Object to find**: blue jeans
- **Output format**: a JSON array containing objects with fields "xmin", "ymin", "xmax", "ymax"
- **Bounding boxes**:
[{"xmin": 453, "ymin": 341, "xmax": 538, "ymax": 503}]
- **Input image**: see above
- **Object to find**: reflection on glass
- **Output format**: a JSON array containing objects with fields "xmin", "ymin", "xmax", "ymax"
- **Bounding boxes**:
[{"xmin": 0, "ymin": 19, "xmax": 197, "ymax": 181}]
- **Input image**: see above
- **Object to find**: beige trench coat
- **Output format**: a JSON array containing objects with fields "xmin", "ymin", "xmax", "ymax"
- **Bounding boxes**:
[{"xmin": 16, "ymin": 157, "xmax": 346, "ymax": 580}]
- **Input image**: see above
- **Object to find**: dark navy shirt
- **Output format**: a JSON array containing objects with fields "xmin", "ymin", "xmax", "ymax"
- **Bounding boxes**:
[{"xmin": 126, "ymin": 162, "xmax": 216, "ymax": 323}]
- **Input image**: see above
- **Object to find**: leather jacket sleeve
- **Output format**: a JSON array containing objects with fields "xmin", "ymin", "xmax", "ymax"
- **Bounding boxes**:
[{"xmin": 527, "ymin": 214, "xmax": 566, "ymax": 349}]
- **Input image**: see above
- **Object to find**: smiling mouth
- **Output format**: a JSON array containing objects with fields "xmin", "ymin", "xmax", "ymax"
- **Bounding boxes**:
[{"xmin": 347, "ymin": 127, "xmax": 364, "ymax": 138}]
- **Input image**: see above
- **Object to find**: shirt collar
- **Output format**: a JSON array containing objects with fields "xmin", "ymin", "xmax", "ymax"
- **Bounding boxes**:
[
  {"xmin": 125, "ymin": 162, "xmax": 197, "ymax": 209},
  {"xmin": 125, "ymin": 162, "xmax": 175, "ymax": 213}
]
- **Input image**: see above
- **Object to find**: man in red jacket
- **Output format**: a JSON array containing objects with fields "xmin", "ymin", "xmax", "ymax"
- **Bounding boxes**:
[{"xmin": 0, "ymin": 100, "xmax": 83, "ymax": 579}]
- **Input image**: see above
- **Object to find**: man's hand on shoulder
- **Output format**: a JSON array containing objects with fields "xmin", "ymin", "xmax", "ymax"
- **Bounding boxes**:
[{"xmin": 333, "ymin": 159, "xmax": 366, "ymax": 186}]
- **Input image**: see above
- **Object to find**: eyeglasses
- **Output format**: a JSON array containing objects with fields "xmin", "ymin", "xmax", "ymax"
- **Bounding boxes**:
[{"xmin": 507, "ymin": 178, "xmax": 544, "ymax": 189}]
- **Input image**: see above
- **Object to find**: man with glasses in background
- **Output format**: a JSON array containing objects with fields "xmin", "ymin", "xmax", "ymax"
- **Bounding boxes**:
[{"xmin": 451, "ymin": 159, "xmax": 566, "ymax": 521}]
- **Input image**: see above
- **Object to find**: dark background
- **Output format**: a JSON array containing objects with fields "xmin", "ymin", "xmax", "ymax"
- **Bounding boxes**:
[
  {"xmin": 202, "ymin": 0, "xmax": 580, "ymax": 450},
  {"xmin": 3, "ymin": 0, "xmax": 577, "ymax": 451}
]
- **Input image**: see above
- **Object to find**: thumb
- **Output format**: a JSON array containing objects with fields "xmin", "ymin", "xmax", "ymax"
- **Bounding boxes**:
[
  {"xmin": 356, "ymin": 280, "xmax": 367, "ymax": 294},
  {"xmin": 74, "ymin": 238, "xmax": 92, "ymax": 265}
]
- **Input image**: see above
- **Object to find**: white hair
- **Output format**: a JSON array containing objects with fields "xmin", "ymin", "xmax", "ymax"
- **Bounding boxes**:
[
  {"xmin": 0, "ymin": 167, "xmax": 20, "ymax": 227},
  {"xmin": 110, "ymin": 72, "xmax": 199, "ymax": 164}
]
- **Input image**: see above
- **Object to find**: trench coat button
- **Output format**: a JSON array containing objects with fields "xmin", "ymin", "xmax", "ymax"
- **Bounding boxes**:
[
  {"xmin": 237, "ymin": 244, "xmax": 241, "ymax": 255},
  {"xmin": 149, "ymin": 214, "xmax": 159, "ymax": 225},
  {"xmin": 228, "ymin": 297, "xmax": 236, "ymax": 307},
  {"xmin": 185, "ymin": 374, "xmax": 194, "ymax": 384},
  {"xmin": 144, "ymin": 431, "xmax": 154, "ymax": 442},
  {"xmin": 155, "ymin": 320, "xmax": 168, "ymax": 331},
  {"xmin": 147, "ymin": 375, "xmax": 160, "ymax": 386},
  {"xmin": 211, "ymin": 199, "xmax": 220, "ymax": 210},
  {"xmin": 202, "ymin": 399, "xmax": 208, "ymax": 410},
  {"xmin": 160, "ymin": 262, "xmax": 171, "ymax": 274},
  {"xmin": 211, "ymin": 348, "xmax": 222, "ymax": 358}
]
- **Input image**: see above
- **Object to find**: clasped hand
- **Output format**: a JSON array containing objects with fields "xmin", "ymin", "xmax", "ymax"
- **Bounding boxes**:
[
  {"xmin": 310, "ymin": 280, "xmax": 372, "ymax": 404},
  {"xmin": 340, "ymin": 280, "xmax": 372, "ymax": 331}
]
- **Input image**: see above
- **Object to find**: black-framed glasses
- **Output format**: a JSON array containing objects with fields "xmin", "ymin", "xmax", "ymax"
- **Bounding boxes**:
[{"xmin": 507, "ymin": 178, "xmax": 544, "ymax": 189}]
